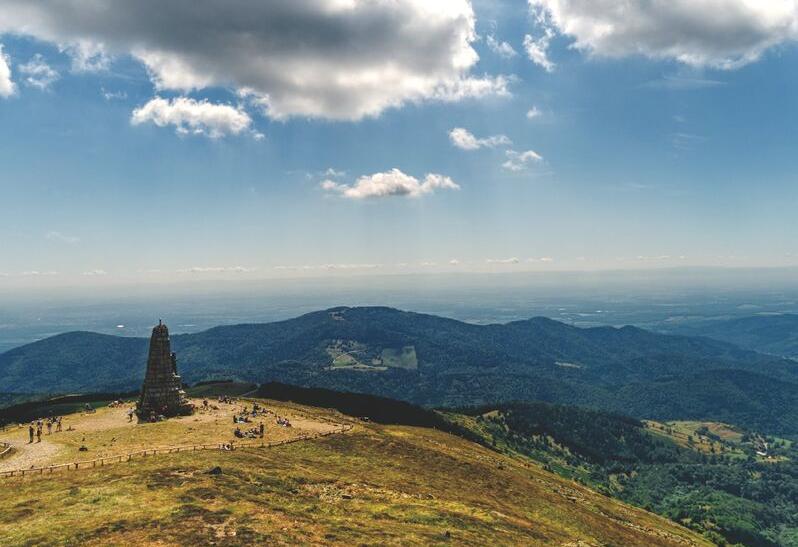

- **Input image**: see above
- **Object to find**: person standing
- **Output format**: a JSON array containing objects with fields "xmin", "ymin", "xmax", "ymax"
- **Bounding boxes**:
[
  {"xmin": 28, "ymin": 423, "xmax": 34, "ymax": 444},
  {"xmin": 36, "ymin": 424, "xmax": 42, "ymax": 443}
]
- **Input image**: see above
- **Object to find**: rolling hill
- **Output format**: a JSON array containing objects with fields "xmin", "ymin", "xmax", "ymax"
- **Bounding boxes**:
[
  {"xmin": 2, "ymin": 306, "xmax": 797, "ymax": 433},
  {"xmin": 451, "ymin": 400, "xmax": 798, "ymax": 546},
  {"xmin": 0, "ymin": 390, "xmax": 710, "ymax": 546}
]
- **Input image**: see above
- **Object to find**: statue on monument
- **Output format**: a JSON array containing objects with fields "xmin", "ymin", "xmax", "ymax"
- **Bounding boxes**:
[{"xmin": 136, "ymin": 320, "xmax": 194, "ymax": 422}]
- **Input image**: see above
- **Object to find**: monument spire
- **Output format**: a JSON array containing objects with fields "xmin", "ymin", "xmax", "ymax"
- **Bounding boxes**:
[{"xmin": 136, "ymin": 321, "xmax": 193, "ymax": 421}]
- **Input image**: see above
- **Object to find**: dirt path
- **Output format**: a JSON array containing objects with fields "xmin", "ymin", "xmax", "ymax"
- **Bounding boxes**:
[{"xmin": 0, "ymin": 438, "xmax": 62, "ymax": 472}]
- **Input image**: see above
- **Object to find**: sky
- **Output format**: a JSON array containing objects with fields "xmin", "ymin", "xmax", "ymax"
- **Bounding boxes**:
[{"xmin": 1, "ymin": 0, "xmax": 798, "ymax": 290}]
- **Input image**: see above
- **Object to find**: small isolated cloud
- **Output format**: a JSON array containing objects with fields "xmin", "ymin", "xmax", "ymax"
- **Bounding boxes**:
[
  {"xmin": 486, "ymin": 35, "xmax": 518, "ymax": 58},
  {"xmin": 45, "ymin": 231, "xmax": 79, "ymax": 245},
  {"xmin": 178, "ymin": 266, "xmax": 256, "ymax": 274},
  {"xmin": 18, "ymin": 54, "xmax": 59, "ymax": 90},
  {"xmin": 502, "ymin": 149, "xmax": 544, "ymax": 171},
  {"xmin": 449, "ymin": 127, "xmax": 512, "ymax": 150},
  {"xmin": 527, "ymin": 256, "xmax": 554, "ymax": 263},
  {"xmin": 131, "ymin": 96, "xmax": 255, "ymax": 139},
  {"xmin": 449, "ymin": 259, "xmax": 461, "ymax": 265},
  {"xmin": 323, "ymin": 168, "xmax": 346, "ymax": 178},
  {"xmin": 322, "ymin": 168, "xmax": 459, "ymax": 200},
  {"xmin": 101, "ymin": 87, "xmax": 127, "ymax": 101},
  {"xmin": 487, "ymin": 257, "xmax": 520, "ymax": 265},
  {"xmin": 526, "ymin": 106, "xmax": 543, "ymax": 120},
  {"xmin": 82, "ymin": 269, "xmax": 108, "ymax": 276},
  {"xmin": 642, "ymin": 75, "xmax": 725, "ymax": 91},
  {"xmin": 0, "ymin": 44, "xmax": 15, "ymax": 98}
]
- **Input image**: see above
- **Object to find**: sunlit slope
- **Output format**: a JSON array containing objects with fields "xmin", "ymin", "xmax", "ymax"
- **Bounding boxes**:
[{"xmin": 0, "ymin": 405, "xmax": 708, "ymax": 546}]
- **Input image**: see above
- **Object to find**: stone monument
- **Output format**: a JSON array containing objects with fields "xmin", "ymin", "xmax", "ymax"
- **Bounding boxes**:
[{"xmin": 136, "ymin": 320, "xmax": 193, "ymax": 421}]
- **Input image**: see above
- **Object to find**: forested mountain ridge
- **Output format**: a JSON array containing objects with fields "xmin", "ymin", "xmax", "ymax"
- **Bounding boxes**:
[
  {"xmin": 2, "ymin": 306, "xmax": 797, "ymax": 433},
  {"xmin": 665, "ymin": 313, "xmax": 798, "ymax": 359}
]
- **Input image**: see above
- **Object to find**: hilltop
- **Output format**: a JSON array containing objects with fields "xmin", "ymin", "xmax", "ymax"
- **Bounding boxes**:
[
  {"xmin": 2, "ymin": 306, "xmax": 797, "ymax": 434},
  {"xmin": 0, "ymin": 389, "xmax": 708, "ymax": 546}
]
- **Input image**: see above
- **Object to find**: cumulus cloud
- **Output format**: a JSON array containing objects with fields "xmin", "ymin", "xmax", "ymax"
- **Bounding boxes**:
[
  {"xmin": 0, "ymin": 45, "xmax": 15, "ymax": 97},
  {"xmin": 529, "ymin": 0, "xmax": 798, "ymax": 69},
  {"xmin": 18, "ymin": 54, "xmax": 59, "ymax": 90},
  {"xmin": 131, "ymin": 97, "xmax": 254, "ymax": 138},
  {"xmin": 449, "ymin": 127, "xmax": 511, "ymax": 150},
  {"xmin": 0, "ymin": 0, "xmax": 509, "ymax": 120},
  {"xmin": 322, "ymin": 168, "xmax": 459, "ymax": 199},
  {"xmin": 82, "ymin": 269, "xmax": 108, "ymax": 276},
  {"xmin": 486, "ymin": 35, "xmax": 518, "ymax": 58},
  {"xmin": 502, "ymin": 149, "xmax": 544, "ymax": 171}
]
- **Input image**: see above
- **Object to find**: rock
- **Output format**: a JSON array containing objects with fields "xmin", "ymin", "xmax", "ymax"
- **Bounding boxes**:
[
  {"xmin": 78, "ymin": 445, "xmax": 88, "ymax": 452},
  {"xmin": 206, "ymin": 466, "xmax": 223, "ymax": 475}
]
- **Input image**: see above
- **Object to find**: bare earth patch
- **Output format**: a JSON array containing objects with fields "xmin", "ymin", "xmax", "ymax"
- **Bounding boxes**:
[{"xmin": 0, "ymin": 398, "xmax": 344, "ymax": 472}]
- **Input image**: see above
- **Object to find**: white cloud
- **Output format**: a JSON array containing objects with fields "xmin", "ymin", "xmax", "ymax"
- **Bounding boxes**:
[
  {"xmin": 131, "ymin": 97, "xmax": 255, "ymax": 139},
  {"xmin": 322, "ymin": 168, "xmax": 459, "ymax": 200},
  {"xmin": 82, "ymin": 269, "xmax": 108, "ymax": 276},
  {"xmin": 63, "ymin": 40, "xmax": 111, "ymax": 72},
  {"xmin": 45, "ymin": 231, "xmax": 79, "ymax": 245},
  {"xmin": 524, "ymin": 6, "xmax": 557, "ymax": 71},
  {"xmin": 18, "ymin": 54, "xmax": 59, "ymax": 90},
  {"xmin": 524, "ymin": 32, "xmax": 555, "ymax": 72},
  {"xmin": 526, "ymin": 106, "xmax": 542, "ymax": 119},
  {"xmin": 20, "ymin": 270, "xmax": 58, "ymax": 277},
  {"xmin": 486, "ymin": 35, "xmax": 518, "ymax": 58},
  {"xmin": 502, "ymin": 149, "xmax": 544, "ymax": 171},
  {"xmin": 449, "ymin": 127, "xmax": 512, "ymax": 150},
  {"xmin": 527, "ymin": 256, "xmax": 554, "ymax": 263},
  {"xmin": 177, "ymin": 266, "xmax": 256, "ymax": 273},
  {"xmin": 529, "ymin": 0, "xmax": 798, "ymax": 69},
  {"xmin": 487, "ymin": 257, "xmax": 520, "ymax": 264},
  {"xmin": 0, "ymin": 0, "xmax": 509, "ymax": 120},
  {"xmin": 0, "ymin": 44, "xmax": 16, "ymax": 97},
  {"xmin": 449, "ymin": 258, "xmax": 461, "ymax": 265},
  {"xmin": 101, "ymin": 87, "xmax": 127, "ymax": 101}
]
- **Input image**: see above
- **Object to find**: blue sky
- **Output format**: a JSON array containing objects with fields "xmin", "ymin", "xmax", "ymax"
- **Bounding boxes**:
[{"xmin": 1, "ymin": 0, "xmax": 798, "ymax": 288}]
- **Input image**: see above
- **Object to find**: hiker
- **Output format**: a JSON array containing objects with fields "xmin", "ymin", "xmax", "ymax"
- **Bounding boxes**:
[
  {"xmin": 36, "ymin": 425, "xmax": 42, "ymax": 443},
  {"xmin": 46, "ymin": 421, "xmax": 52, "ymax": 435},
  {"xmin": 56, "ymin": 417, "xmax": 62, "ymax": 432},
  {"xmin": 259, "ymin": 422, "xmax": 265, "ymax": 438},
  {"xmin": 127, "ymin": 408, "xmax": 135, "ymax": 422},
  {"xmin": 28, "ymin": 423, "xmax": 34, "ymax": 444}
]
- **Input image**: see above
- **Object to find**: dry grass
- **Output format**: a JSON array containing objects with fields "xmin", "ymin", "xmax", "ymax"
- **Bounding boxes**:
[{"xmin": 0, "ymin": 401, "xmax": 711, "ymax": 546}]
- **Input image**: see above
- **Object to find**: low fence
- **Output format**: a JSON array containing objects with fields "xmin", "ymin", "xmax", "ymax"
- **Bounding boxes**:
[{"xmin": 0, "ymin": 424, "xmax": 353, "ymax": 479}]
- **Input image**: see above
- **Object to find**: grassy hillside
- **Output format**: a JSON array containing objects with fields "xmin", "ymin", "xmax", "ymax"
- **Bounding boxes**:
[
  {"xmin": 2, "ymin": 306, "xmax": 797, "ymax": 434},
  {"xmin": 450, "ymin": 402, "xmax": 798, "ymax": 546},
  {"xmin": 0, "ymin": 396, "xmax": 708, "ymax": 546}
]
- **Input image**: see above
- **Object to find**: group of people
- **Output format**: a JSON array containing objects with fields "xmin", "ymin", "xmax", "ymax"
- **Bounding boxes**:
[
  {"xmin": 27, "ymin": 416, "xmax": 63, "ymax": 443},
  {"xmin": 234, "ymin": 422, "xmax": 265, "ymax": 439}
]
